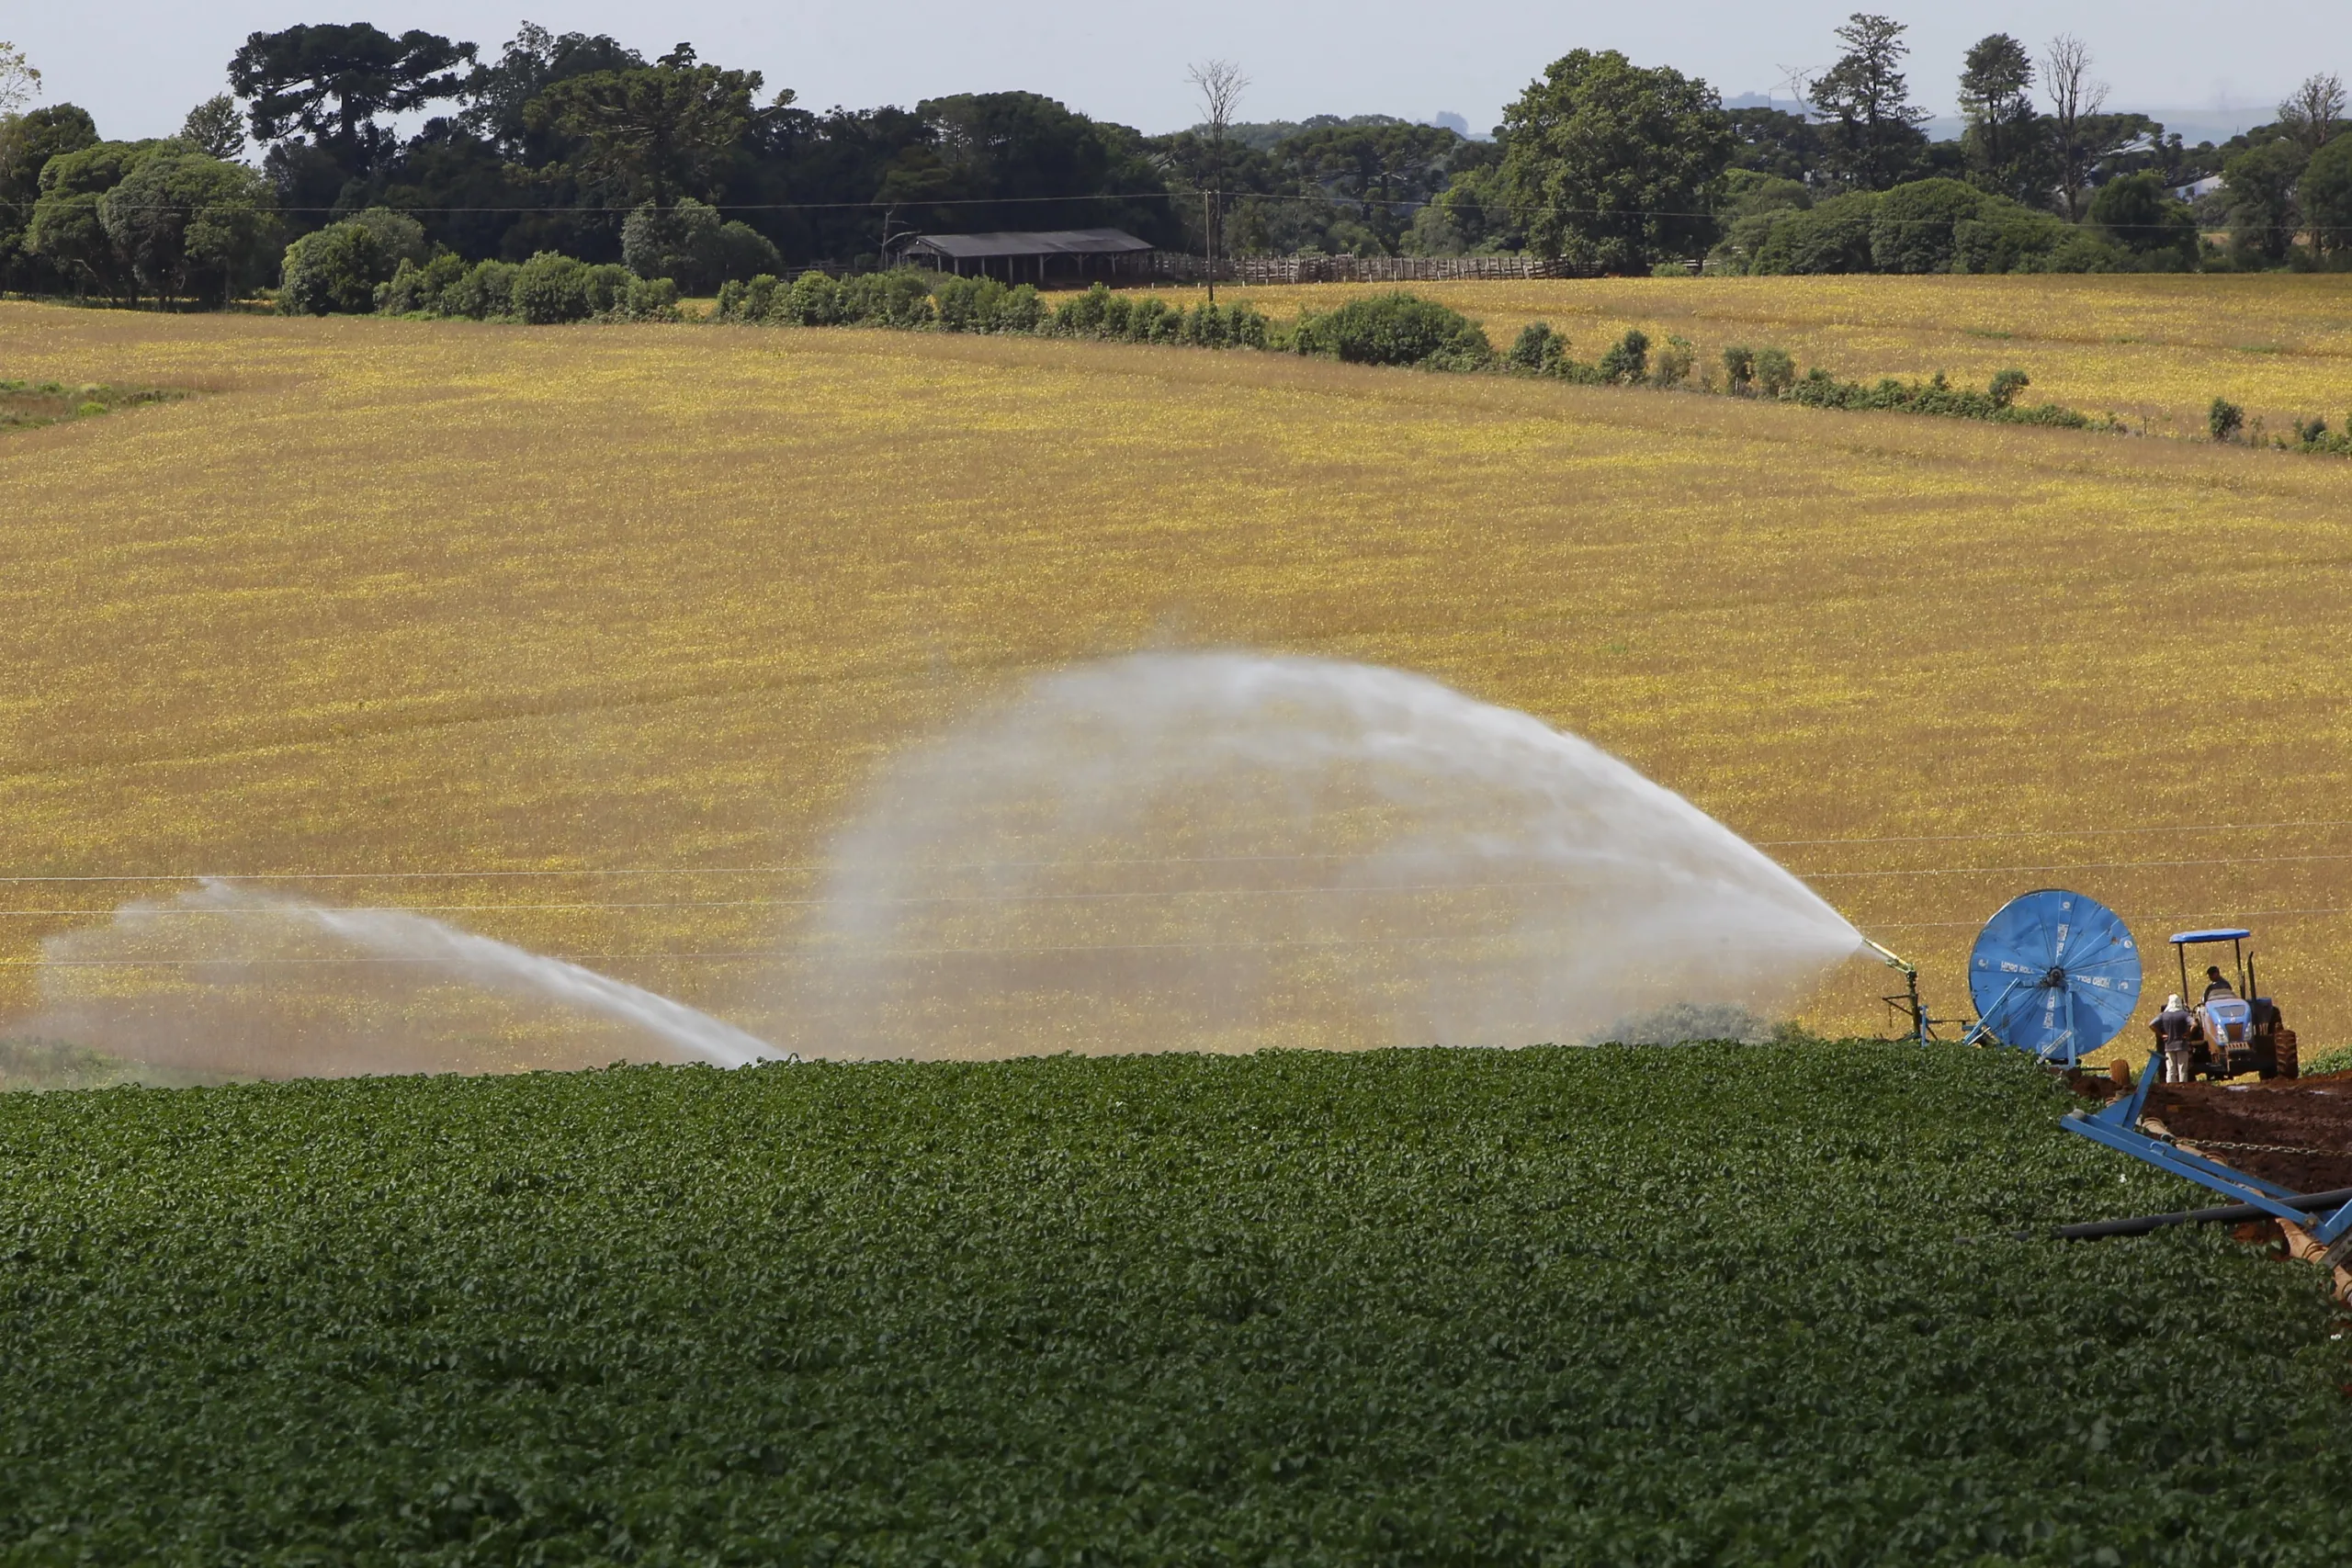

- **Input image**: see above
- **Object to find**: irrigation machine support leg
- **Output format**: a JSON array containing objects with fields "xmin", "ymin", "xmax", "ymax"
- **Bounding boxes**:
[{"xmin": 1960, "ymin": 978, "xmax": 2027, "ymax": 1049}]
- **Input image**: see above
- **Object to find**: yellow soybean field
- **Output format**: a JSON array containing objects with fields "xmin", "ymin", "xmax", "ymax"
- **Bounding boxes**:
[
  {"xmin": 1151, "ymin": 273, "xmax": 2352, "ymax": 441},
  {"xmin": 5, "ymin": 276, "xmax": 2352, "ymax": 1060}
]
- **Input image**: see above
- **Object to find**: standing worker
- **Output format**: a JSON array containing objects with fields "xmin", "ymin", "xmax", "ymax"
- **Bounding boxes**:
[{"xmin": 2151, "ymin": 994, "xmax": 2197, "ymax": 1084}]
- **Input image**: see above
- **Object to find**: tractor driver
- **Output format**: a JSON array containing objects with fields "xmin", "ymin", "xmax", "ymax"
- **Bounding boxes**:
[
  {"xmin": 2151, "ymin": 995, "xmax": 2198, "ymax": 1084},
  {"xmin": 2203, "ymin": 964, "xmax": 2238, "ymax": 1001}
]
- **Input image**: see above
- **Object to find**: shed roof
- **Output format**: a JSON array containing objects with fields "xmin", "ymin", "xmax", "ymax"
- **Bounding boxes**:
[{"xmin": 904, "ymin": 228, "xmax": 1155, "ymax": 259}]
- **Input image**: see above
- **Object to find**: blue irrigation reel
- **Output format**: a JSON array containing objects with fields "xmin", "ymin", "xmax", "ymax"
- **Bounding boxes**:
[{"xmin": 1962, "ymin": 888, "xmax": 2143, "ymax": 1067}]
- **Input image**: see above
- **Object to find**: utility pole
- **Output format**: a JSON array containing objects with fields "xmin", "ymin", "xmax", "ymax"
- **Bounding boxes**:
[{"xmin": 1204, "ymin": 188, "xmax": 1216, "ymax": 304}]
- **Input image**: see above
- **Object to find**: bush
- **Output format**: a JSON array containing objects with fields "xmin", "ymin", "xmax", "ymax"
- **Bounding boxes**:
[
  {"xmin": 1126, "ymin": 297, "xmax": 1179, "ymax": 344},
  {"xmin": 1293, "ymin": 292, "xmax": 1493, "ymax": 369},
  {"xmin": 780, "ymin": 270, "xmax": 845, "ymax": 325},
  {"xmin": 1721, "ymin": 344, "xmax": 1755, "ymax": 392},
  {"xmin": 713, "ymin": 222, "xmax": 781, "ymax": 288},
  {"xmin": 1787, "ymin": 366, "xmax": 2090, "ymax": 427},
  {"xmin": 1508, "ymin": 321, "xmax": 1568, "ymax": 374},
  {"xmin": 933, "ymin": 275, "xmax": 1001, "ymax": 333},
  {"xmin": 1049, "ymin": 283, "xmax": 1114, "ymax": 337},
  {"xmin": 838, "ymin": 268, "xmax": 934, "ymax": 329},
  {"xmin": 512, "ymin": 251, "xmax": 597, "ymax": 325},
  {"xmin": 1597, "ymin": 329, "xmax": 1648, "ymax": 384},
  {"xmin": 438, "ymin": 259, "xmax": 517, "ymax": 321},
  {"xmin": 1871, "ymin": 179, "xmax": 1984, "ymax": 274},
  {"xmin": 1951, "ymin": 197, "xmax": 2097, "ymax": 275},
  {"xmin": 1749, "ymin": 190, "xmax": 1880, "ymax": 275},
  {"xmin": 2090, "ymin": 173, "xmax": 2200, "ymax": 262},
  {"xmin": 1651, "ymin": 334, "xmax": 1694, "ymax": 389},
  {"xmin": 1754, "ymin": 347, "xmax": 1796, "ymax": 397},
  {"xmin": 714, "ymin": 273, "xmax": 784, "ymax": 324},
  {"xmin": 379, "ymin": 252, "xmax": 469, "ymax": 315},
  {"xmin": 2035, "ymin": 231, "xmax": 2127, "ymax": 274},
  {"xmin": 278, "ymin": 208, "xmax": 426, "ymax": 315},
  {"xmin": 1180, "ymin": 301, "xmax": 1228, "ymax": 347},
  {"xmin": 620, "ymin": 199, "xmax": 777, "ymax": 294},
  {"xmin": 615, "ymin": 275, "xmax": 682, "ymax": 322},
  {"xmin": 2210, "ymin": 397, "xmax": 2245, "ymax": 442}
]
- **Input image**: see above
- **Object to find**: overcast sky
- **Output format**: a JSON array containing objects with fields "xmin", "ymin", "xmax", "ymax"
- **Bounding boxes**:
[{"xmin": 6, "ymin": 1, "xmax": 2338, "ymax": 145}]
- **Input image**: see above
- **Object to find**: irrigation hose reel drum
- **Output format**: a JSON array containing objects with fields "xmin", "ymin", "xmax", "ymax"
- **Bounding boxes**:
[{"xmin": 1964, "ymin": 888, "xmax": 2143, "ymax": 1067}]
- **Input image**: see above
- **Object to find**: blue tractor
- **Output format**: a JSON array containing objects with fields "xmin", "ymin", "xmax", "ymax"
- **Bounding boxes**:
[{"xmin": 2165, "ymin": 926, "xmax": 2298, "ymax": 1080}]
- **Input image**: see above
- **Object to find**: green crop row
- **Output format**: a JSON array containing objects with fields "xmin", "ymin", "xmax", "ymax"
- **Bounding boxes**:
[{"xmin": 2, "ymin": 1043, "xmax": 2347, "ymax": 1564}]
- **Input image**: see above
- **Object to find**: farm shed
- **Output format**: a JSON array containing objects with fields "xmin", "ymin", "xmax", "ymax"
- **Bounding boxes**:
[{"xmin": 895, "ymin": 229, "xmax": 1156, "ymax": 284}]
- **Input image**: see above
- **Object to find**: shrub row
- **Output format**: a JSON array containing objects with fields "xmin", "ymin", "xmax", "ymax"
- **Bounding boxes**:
[
  {"xmin": 1506, "ymin": 320, "xmax": 2095, "ymax": 427},
  {"xmin": 1786, "ymin": 366, "xmax": 2094, "ymax": 427},
  {"xmin": 714, "ymin": 273, "xmax": 1289, "ymax": 353},
  {"xmin": 2208, "ymin": 396, "xmax": 2352, "ymax": 455},
  {"xmin": 378, "ymin": 252, "xmax": 682, "ymax": 324},
  {"xmin": 1708, "ymin": 175, "xmax": 2181, "ymax": 277}
]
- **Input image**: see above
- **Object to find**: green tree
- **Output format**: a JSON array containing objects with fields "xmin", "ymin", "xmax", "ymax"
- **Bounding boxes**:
[
  {"xmin": 526, "ymin": 46, "xmax": 769, "ymax": 208},
  {"xmin": 2088, "ymin": 171, "xmax": 2198, "ymax": 260},
  {"xmin": 230, "ymin": 24, "xmax": 475, "ymax": 177},
  {"xmin": 2222, "ymin": 138, "xmax": 2307, "ymax": 263},
  {"xmin": 179, "ymin": 95, "xmax": 245, "ymax": 161},
  {"xmin": 2301, "ymin": 131, "xmax": 2352, "ymax": 255},
  {"xmin": 1809, "ymin": 14, "xmax": 1930, "ymax": 190},
  {"xmin": 1268, "ymin": 120, "xmax": 1466, "ymax": 254},
  {"xmin": 0, "ymin": 39, "xmax": 38, "ymax": 117},
  {"xmin": 2277, "ymin": 73, "xmax": 2346, "ymax": 156},
  {"xmin": 277, "ymin": 207, "xmax": 424, "ymax": 313},
  {"xmin": 1957, "ymin": 34, "xmax": 2044, "ymax": 203},
  {"xmin": 0, "ymin": 102, "xmax": 98, "ymax": 288},
  {"xmin": 100, "ymin": 151, "xmax": 275, "ymax": 304},
  {"xmin": 1747, "ymin": 189, "xmax": 1881, "ymax": 274},
  {"xmin": 619, "ymin": 196, "xmax": 778, "ymax": 290},
  {"xmin": 28, "ymin": 140, "xmax": 161, "ymax": 301},
  {"xmin": 1869, "ymin": 177, "xmax": 1984, "ymax": 272},
  {"xmin": 1497, "ymin": 49, "xmax": 1731, "ymax": 271}
]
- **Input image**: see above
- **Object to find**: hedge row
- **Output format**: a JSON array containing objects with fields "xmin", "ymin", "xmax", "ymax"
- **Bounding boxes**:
[
  {"xmin": 373, "ymin": 252, "xmax": 684, "ymax": 324},
  {"xmin": 1504, "ymin": 320, "xmax": 2096, "ymax": 427},
  {"xmin": 350, "ymin": 254, "xmax": 2352, "ymax": 452},
  {"xmin": 713, "ymin": 273, "xmax": 1283, "ymax": 352}
]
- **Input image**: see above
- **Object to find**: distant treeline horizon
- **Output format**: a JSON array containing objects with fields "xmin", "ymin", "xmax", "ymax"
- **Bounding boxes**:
[{"xmin": 0, "ymin": 14, "xmax": 2347, "ymax": 309}]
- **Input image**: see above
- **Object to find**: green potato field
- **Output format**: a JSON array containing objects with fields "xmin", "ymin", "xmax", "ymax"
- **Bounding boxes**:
[{"xmin": 3, "ymin": 1043, "xmax": 2347, "ymax": 1564}]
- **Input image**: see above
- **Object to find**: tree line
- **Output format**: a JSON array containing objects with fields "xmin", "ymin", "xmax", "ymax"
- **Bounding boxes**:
[{"xmin": 0, "ymin": 16, "xmax": 2347, "ymax": 309}]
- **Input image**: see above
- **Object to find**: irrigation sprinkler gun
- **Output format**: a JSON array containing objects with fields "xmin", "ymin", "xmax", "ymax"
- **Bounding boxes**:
[{"xmin": 1862, "ymin": 938, "xmax": 1932, "ymax": 1045}]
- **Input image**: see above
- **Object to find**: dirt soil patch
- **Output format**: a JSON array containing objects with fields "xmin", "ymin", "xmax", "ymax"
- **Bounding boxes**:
[{"xmin": 2144, "ymin": 1075, "xmax": 2352, "ymax": 1191}]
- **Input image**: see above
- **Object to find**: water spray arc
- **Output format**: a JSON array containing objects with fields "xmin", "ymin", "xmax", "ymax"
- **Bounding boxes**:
[
  {"xmin": 28, "ymin": 880, "xmax": 774, "ymax": 1078},
  {"xmin": 775, "ymin": 652, "xmax": 1866, "ymax": 1060},
  {"xmin": 19, "ymin": 653, "xmax": 1881, "ymax": 1076}
]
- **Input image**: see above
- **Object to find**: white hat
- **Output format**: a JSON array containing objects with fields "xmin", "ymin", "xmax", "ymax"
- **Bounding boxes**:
[{"xmin": 2166, "ymin": 994, "xmax": 2183, "ymax": 1010}]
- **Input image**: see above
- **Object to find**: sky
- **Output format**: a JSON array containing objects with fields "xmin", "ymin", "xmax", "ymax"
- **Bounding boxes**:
[{"xmin": 5, "ymin": 1, "xmax": 2337, "ymax": 146}]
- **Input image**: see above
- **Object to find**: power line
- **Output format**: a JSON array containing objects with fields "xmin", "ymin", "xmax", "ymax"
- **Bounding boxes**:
[{"xmin": 213, "ymin": 186, "xmax": 2233, "ymax": 235}]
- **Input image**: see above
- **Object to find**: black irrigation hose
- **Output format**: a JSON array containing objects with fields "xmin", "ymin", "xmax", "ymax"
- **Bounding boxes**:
[{"xmin": 2053, "ymin": 1186, "xmax": 2352, "ymax": 1240}]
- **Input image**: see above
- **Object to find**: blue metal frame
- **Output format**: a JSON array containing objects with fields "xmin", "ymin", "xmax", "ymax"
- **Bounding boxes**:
[{"xmin": 2062, "ymin": 1051, "xmax": 2352, "ymax": 1245}]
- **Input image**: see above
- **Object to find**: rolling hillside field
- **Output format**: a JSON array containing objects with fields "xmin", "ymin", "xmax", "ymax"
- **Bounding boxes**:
[
  {"xmin": 1143, "ymin": 273, "xmax": 2352, "ymax": 441},
  {"xmin": 5, "ymin": 276, "xmax": 2352, "ymax": 1055}
]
